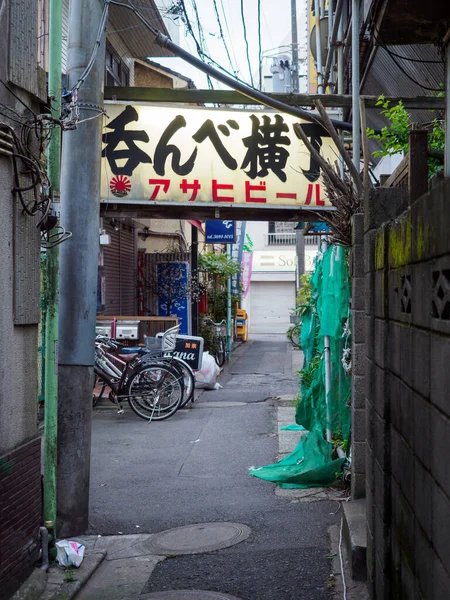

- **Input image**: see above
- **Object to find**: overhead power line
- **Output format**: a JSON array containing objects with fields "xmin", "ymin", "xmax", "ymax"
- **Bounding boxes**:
[
  {"xmin": 108, "ymin": 0, "xmax": 354, "ymax": 131},
  {"xmin": 218, "ymin": 0, "xmax": 240, "ymax": 74},
  {"xmin": 212, "ymin": 0, "xmax": 237, "ymax": 76},
  {"xmin": 240, "ymin": 0, "xmax": 254, "ymax": 87},
  {"xmin": 257, "ymin": 0, "xmax": 262, "ymax": 90}
]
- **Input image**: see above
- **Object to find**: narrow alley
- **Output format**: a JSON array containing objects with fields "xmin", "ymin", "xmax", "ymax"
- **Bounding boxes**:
[{"xmin": 79, "ymin": 335, "xmax": 341, "ymax": 600}]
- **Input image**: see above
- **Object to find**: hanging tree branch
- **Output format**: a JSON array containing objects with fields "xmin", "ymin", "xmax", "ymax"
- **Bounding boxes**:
[{"xmin": 314, "ymin": 99, "xmax": 364, "ymax": 196}]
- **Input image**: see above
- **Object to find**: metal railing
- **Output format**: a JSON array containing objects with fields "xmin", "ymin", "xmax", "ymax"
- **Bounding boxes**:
[
  {"xmin": 265, "ymin": 232, "xmax": 296, "ymax": 246},
  {"xmin": 304, "ymin": 235, "xmax": 321, "ymax": 246},
  {"xmin": 264, "ymin": 233, "xmax": 322, "ymax": 246}
]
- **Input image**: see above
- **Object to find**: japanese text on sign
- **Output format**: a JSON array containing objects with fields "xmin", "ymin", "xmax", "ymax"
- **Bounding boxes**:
[{"xmin": 101, "ymin": 104, "xmax": 337, "ymax": 208}]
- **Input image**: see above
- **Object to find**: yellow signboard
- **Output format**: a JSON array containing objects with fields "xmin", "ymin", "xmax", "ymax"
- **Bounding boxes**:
[{"xmin": 101, "ymin": 103, "xmax": 336, "ymax": 209}]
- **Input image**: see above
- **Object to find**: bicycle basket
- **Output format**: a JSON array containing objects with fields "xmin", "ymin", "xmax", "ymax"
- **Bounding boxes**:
[
  {"xmin": 215, "ymin": 324, "xmax": 227, "ymax": 337},
  {"xmin": 144, "ymin": 336, "xmax": 163, "ymax": 352}
]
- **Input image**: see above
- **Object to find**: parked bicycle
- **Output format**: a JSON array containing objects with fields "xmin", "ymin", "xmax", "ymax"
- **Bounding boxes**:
[
  {"xmin": 93, "ymin": 325, "xmax": 191, "ymax": 421},
  {"xmin": 286, "ymin": 322, "xmax": 301, "ymax": 349},
  {"xmin": 202, "ymin": 318, "xmax": 229, "ymax": 367}
]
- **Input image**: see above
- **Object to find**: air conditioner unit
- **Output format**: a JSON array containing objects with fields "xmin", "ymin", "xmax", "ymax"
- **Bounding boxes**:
[{"xmin": 116, "ymin": 320, "xmax": 139, "ymax": 340}]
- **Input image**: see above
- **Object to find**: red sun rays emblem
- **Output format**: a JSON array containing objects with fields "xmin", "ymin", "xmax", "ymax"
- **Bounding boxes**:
[{"xmin": 110, "ymin": 175, "xmax": 131, "ymax": 198}]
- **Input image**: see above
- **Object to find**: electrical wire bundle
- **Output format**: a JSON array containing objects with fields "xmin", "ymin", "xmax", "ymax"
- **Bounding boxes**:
[{"xmin": 0, "ymin": 80, "xmax": 71, "ymax": 248}]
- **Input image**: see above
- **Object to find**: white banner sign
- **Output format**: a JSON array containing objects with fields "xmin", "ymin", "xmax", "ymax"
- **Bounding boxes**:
[
  {"xmin": 252, "ymin": 250, "xmax": 297, "ymax": 272},
  {"xmin": 101, "ymin": 103, "xmax": 336, "ymax": 209}
]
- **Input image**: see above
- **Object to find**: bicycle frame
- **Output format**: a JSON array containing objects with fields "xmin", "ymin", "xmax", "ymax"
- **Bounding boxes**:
[{"xmin": 94, "ymin": 324, "xmax": 183, "ymax": 413}]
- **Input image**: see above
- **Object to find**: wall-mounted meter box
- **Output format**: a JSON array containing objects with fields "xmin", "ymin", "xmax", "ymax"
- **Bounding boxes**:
[
  {"xmin": 115, "ymin": 320, "xmax": 139, "ymax": 340},
  {"xmin": 96, "ymin": 321, "xmax": 113, "ymax": 337}
]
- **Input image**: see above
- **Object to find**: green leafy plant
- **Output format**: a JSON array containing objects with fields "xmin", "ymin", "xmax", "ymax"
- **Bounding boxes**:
[
  {"xmin": 64, "ymin": 569, "xmax": 76, "ymax": 583},
  {"xmin": 296, "ymin": 274, "xmax": 312, "ymax": 308},
  {"xmin": 299, "ymin": 354, "xmax": 321, "ymax": 390},
  {"xmin": 367, "ymin": 95, "xmax": 445, "ymax": 178},
  {"xmin": 367, "ymin": 95, "xmax": 410, "ymax": 157},
  {"xmin": 198, "ymin": 252, "xmax": 241, "ymax": 283}
]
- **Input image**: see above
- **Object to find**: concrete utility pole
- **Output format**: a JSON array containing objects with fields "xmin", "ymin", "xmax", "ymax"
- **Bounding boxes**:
[
  {"xmin": 191, "ymin": 224, "xmax": 198, "ymax": 336},
  {"xmin": 57, "ymin": 0, "xmax": 106, "ymax": 536},
  {"xmin": 291, "ymin": 0, "xmax": 299, "ymax": 93},
  {"xmin": 43, "ymin": 0, "xmax": 62, "ymax": 530}
]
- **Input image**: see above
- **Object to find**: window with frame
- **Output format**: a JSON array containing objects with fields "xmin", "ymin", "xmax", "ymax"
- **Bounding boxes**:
[{"xmin": 105, "ymin": 43, "xmax": 129, "ymax": 87}]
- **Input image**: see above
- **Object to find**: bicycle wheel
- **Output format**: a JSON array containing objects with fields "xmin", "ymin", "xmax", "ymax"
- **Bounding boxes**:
[
  {"xmin": 126, "ymin": 363, "xmax": 183, "ymax": 421},
  {"xmin": 175, "ymin": 360, "xmax": 195, "ymax": 408},
  {"xmin": 288, "ymin": 324, "xmax": 301, "ymax": 349},
  {"xmin": 139, "ymin": 355, "xmax": 194, "ymax": 409},
  {"xmin": 215, "ymin": 337, "xmax": 226, "ymax": 367}
]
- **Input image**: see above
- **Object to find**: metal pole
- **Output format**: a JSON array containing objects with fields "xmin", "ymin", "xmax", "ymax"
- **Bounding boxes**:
[
  {"xmin": 227, "ymin": 244, "xmax": 232, "ymax": 358},
  {"xmin": 191, "ymin": 224, "xmax": 198, "ymax": 336},
  {"xmin": 314, "ymin": 0, "xmax": 324, "ymax": 93},
  {"xmin": 327, "ymin": 0, "xmax": 334, "ymax": 89},
  {"xmin": 43, "ymin": 0, "xmax": 62, "ymax": 528},
  {"xmin": 291, "ymin": 0, "xmax": 299, "ymax": 93},
  {"xmin": 337, "ymin": 7, "xmax": 345, "ymax": 178},
  {"xmin": 320, "ymin": 239, "xmax": 332, "ymax": 443},
  {"xmin": 352, "ymin": 0, "xmax": 361, "ymax": 168},
  {"xmin": 445, "ymin": 43, "xmax": 450, "ymax": 177},
  {"xmin": 323, "ymin": 0, "xmax": 343, "ymax": 85},
  {"xmin": 337, "ymin": 1, "xmax": 344, "ymax": 95},
  {"xmin": 57, "ymin": 0, "xmax": 106, "ymax": 536}
]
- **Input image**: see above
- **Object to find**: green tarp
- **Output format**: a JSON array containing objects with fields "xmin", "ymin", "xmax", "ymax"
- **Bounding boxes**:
[{"xmin": 249, "ymin": 244, "xmax": 351, "ymax": 488}]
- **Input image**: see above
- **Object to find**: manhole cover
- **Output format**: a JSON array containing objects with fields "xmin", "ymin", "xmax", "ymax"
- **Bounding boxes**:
[
  {"xmin": 142, "ymin": 592, "xmax": 242, "ymax": 600},
  {"xmin": 144, "ymin": 522, "xmax": 251, "ymax": 555},
  {"xmin": 197, "ymin": 402, "xmax": 246, "ymax": 407}
]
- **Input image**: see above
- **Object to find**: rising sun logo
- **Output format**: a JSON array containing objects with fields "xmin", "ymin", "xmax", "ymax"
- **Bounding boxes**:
[{"xmin": 110, "ymin": 175, "xmax": 131, "ymax": 198}]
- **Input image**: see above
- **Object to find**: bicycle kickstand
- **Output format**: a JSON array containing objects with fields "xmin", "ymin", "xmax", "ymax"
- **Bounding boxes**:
[{"xmin": 111, "ymin": 393, "xmax": 125, "ymax": 415}]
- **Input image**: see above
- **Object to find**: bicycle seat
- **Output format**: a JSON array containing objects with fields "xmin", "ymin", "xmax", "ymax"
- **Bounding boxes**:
[
  {"xmin": 118, "ymin": 353, "xmax": 139, "ymax": 363},
  {"xmin": 121, "ymin": 347, "xmax": 142, "ymax": 354}
]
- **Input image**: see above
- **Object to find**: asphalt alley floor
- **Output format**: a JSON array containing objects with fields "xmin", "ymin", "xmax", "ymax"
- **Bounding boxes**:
[{"xmin": 82, "ymin": 334, "xmax": 341, "ymax": 599}]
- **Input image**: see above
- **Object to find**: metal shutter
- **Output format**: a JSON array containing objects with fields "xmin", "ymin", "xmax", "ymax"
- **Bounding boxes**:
[{"xmin": 102, "ymin": 221, "xmax": 137, "ymax": 315}]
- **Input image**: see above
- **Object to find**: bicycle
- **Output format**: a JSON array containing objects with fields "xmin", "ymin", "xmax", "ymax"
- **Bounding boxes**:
[
  {"xmin": 203, "ymin": 318, "xmax": 228, "ymax": 367},
  {"xmin": 120, "ymin": 339, "xmax": 195, "ymax": 409},
  {"xmin": 286, "ymin": 322, "xmax": 301, "ymax": 349},
  {"xmin": 94, "ymin": 325, "xmax": 185, "ymax": 421}
]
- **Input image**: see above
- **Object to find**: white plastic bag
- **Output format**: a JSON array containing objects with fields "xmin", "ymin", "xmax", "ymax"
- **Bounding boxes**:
[
  {"xmin": 194, "ymin": 351, "xmax": 221, "ymax": 390},
  {"xmin": 55, "ymin": 540, "xmax": 85, "ymax": 567}
]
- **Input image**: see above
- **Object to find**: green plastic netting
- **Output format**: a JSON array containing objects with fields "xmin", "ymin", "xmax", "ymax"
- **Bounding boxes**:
[{"xmin": 249, "ymin": 244, "xmax": 352, "ymax": 488}]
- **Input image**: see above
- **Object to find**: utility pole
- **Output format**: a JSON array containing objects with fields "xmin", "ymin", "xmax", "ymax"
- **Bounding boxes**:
[
  {"xmin": 191, "ymin": 224, "xmax": 198, "ymax": 336},
  {"xmin": 352, "ymin": 0, "xmax": 361, "ymax": 168},
  {"xmin": 43, "ymin": 0, "xmax": 62, "ymax": 529},
  {"xmin": 57, "ymin": 0, "xmax": 106, "ymax": 536},
  {"xmin": 291, "ymin": 0, "xmax": 299, "ymax": 93}
]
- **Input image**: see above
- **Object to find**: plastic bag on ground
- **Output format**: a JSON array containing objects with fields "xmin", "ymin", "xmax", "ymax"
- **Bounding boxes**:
[
  {"xmin": 55, "ymin": 540, "xmax": 85, "ymax": 567},
  {"xmin": 194, "ymin": 351, "xmax": 221, "ymax": 390}
]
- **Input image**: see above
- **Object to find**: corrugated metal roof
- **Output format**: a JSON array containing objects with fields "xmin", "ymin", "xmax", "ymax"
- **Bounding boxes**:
[
  {"xmin": 362, "ymin": 44, "xmax": 445, "ymax": 130},
  {"xmin": 108, "ymin": 1, "xmax": 175, "ymax": 59}
]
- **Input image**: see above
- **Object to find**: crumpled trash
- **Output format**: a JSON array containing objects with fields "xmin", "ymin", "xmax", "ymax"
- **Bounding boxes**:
[
  {"xmin": 280, "ymin": 424, "xmax": 306, "ymax": 431},
  {"xmin": 194, "ymin": 351, "xmax": 221, "ymax": 390},
  {"xmin": 55, "ymin": 540, "xmax": 85, "ymax": 567}
]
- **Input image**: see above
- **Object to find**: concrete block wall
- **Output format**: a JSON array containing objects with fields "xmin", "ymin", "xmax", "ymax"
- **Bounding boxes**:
[
  {"xmin": 351, "ymin": 212, "xmax": 366, "ymax": 499},
  {"xmin": 364, "ymin": 180, "xmax": 450, "ymax": 599}
]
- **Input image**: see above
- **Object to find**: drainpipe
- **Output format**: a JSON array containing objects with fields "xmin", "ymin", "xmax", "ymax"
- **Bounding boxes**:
[
  {"xmin": 321, "ymin": 239, "xmax": 332, "ymax": 443},
  {"xmin": 314, "ymin": 0, "xmax": 324, "ymax": 93},
  {"xmin": 352, "ymin": 0, "xmax": 361, "ymax": 168},
  {"xmin": 43, "ymin": 0, "xmax": 62, "ymax": 528},
  {"xmin": 227, "ymin": 244, "xmax": 232, "ymax": 359}
]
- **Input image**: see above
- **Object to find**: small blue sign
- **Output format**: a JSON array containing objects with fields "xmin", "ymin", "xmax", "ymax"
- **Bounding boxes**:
[
  {"xmin": 205, "ymin": 220, "xmax": 236, "ymax": 243},
  {"xmin": 307, "ymin": 222, "xmax": 332, "ymax": 234}
]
